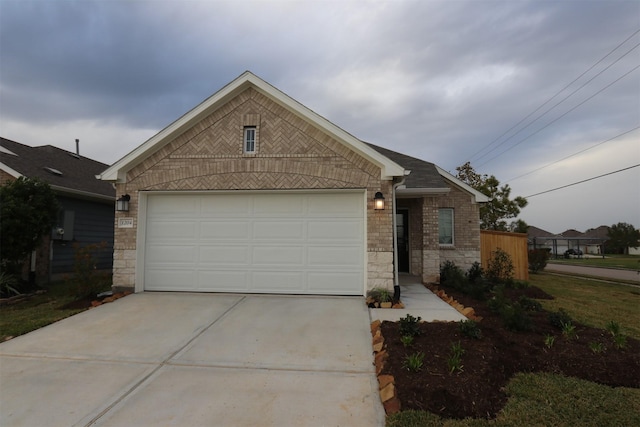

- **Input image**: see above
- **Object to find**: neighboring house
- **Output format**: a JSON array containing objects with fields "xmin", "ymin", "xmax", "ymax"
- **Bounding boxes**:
[
  {"xmin": 528, "ymin": 225, "xmax": 608, "ymax": 258},
  {"xmin": 0, "ymin": 137, "xmax": 115, "ymax": 283},
  {"xmin": 98, "ymin": 71, "xmax": 488, "ymax": 296}
]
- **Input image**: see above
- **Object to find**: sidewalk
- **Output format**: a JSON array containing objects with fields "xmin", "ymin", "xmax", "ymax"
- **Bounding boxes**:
[{"xmin": 369, "ymin": 275, "xmax": 466, "ymax": 323}]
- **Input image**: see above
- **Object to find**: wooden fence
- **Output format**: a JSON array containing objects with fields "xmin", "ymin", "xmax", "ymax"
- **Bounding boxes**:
[{"xmin": 480, "ymin": 230, "xmax": 529, "ymax": 281}]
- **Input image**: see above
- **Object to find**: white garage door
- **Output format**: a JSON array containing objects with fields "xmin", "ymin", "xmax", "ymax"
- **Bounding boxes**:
[{"xmin": 143, "ymin": 192, "xmax": 365, "ymax": 295}]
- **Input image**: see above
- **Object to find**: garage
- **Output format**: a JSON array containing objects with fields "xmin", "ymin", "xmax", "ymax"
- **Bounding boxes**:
[{"xmin": 142, "ymin": 191, "xmax": 366, "ymax": 295}]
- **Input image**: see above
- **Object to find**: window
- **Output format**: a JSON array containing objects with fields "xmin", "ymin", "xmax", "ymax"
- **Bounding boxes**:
[
  {"xmin": 244, "ymin": 126, "xmax": 256, "ymax": 153},
  {"xmin": 438, "ymin": 208, "xmax": 454, "ymax": 245}
]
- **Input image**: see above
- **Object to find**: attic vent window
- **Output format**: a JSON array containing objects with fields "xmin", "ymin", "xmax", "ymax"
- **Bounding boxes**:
[
  {"xmin": 244, "ymin": 126, "xmax": 256, "ymax": 154},
  {"xmin": 44, "ymin": 167, "xmax": 63, "ymax": 176}
]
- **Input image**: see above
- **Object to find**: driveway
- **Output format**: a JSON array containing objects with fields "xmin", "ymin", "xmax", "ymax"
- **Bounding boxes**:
[{"xmin": 0, "ymin": 293, "xmax": 384, "ymax": 426}]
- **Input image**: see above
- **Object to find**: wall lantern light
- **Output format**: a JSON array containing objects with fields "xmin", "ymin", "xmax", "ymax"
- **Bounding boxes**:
[
  {"xmin": 116, "ymin": 194, "xmax": 131, "ymax": 212},
  {"xmin": 374, "ymin": 192, "xmax": 385, "ymax": 210}
]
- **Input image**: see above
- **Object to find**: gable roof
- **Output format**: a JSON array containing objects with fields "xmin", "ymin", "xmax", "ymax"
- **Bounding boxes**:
[
  {"xmin": 367, "ymin": 143, "xmax": 489, "ymax": 203},
  {"xmin": 0, "ymin": 137, "xmax": 115, "ymax": 201},
  {"xmin": 99, "ymin": 71, "xmax": 406, "ymax": 182}
]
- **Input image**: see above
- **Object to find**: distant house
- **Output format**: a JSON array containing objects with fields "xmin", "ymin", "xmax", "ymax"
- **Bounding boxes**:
[
  {"xmin": 528, "ymin": 225, "xmax": 608, "ymax": 258},
  {"xmin": 0, "ymin": 137, "xmax": 115, "ymax": 283}
]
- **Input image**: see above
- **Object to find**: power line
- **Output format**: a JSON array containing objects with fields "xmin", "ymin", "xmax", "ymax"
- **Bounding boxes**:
[
  {"xmin": 525, "ymin": 164, "xmax": 640, "ymax": 198},
  {"xmin": 505, "ymin": 126, "xmax": 640, "ymax": 183},
  {"xmin": 476, "ymin": 63, "xmax": 640, "ymax": 168},
  {"xmin": 466, "ymin": 28, "xmax": 640, "ymax": 164},
  {"xmin": 474, "ymin": 41, "xmax": 640, "ymax": 164}
]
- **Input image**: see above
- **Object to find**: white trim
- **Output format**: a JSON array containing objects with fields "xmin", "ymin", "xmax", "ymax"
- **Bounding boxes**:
[
  {"xmin": 99, "ymin": 71, "xmax": 405, "ymax": 182},
  {"xmin": 50, "ymin": 185, "xmax": 115, "ymax": 203},
  {"xmin": 0, "ymin": 163, "xmax": 22, "ymax": 178},
  {"xmin": 243, "ymin": 126, "xmax": 256, "ymax": 154},
  {"xmin": 435, "ymin": 165, "xmax": 490, "ymax": 203}
]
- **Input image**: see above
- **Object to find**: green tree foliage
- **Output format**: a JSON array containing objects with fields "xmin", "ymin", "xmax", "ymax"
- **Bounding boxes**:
[
  {"xmin": 606, "ymin": 222, "xmax": 640, "ymax": 254},
  {"xmin": 0, "ymin": 177, "xmax": 59, "ymax": 273},
  {"xmin": 456, "ymin": 162, "xmax": 528, "ymax": 231}
]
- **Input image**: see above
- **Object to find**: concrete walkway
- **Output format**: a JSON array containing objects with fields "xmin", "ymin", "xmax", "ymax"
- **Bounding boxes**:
[
  {"xmin": 546, "ymin": 263, "xmax": 640, "ymax": 283},
  {"xmin": 0, "ymin": 293, "xmax": 385, "ymax": 427},
  {"xmin": 369, "ymin": 275, "xmax": 466, "ymax": 323}
]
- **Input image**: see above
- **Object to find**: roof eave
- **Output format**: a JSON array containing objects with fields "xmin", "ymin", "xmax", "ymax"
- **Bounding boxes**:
[
  {"xmin": 396, "ymin": 187, "xmax": 450, "ymax": 198},
  {"xmin": 99, "ymin": 71, "xmax": 406, "ymax": 182},
  {"xmin": 435, "ymin": 165, "xmax": 490, "ymax": 203},
  {"xmin": 0, "ymin": 162, "xmax": 23, "ymax": 179}
]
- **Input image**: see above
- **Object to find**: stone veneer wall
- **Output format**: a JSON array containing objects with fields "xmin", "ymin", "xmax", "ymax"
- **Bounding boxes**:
[{"xmin": 113, "ymin": 87, "xmax": 394, "ymax": 293}]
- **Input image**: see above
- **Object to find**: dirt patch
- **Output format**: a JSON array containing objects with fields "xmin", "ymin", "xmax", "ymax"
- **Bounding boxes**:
[{"xmin": 380, "ymin": 284, "xmax": 640, "ymax": 419}]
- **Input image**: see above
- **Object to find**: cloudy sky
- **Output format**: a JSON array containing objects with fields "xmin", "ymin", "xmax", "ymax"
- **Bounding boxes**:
[{"xmin": 1, "ymin": 0, "xmax": 638, "ymax": 233}]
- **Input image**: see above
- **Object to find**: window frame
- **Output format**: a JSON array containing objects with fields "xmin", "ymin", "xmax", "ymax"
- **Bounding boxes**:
[
  {"xmin": 243, "ymin": 126, "xmax": 256, "ymax": 154},
  {"xmin": 438, "ymin": 208, "xmax": 454, "ymax": 246}
]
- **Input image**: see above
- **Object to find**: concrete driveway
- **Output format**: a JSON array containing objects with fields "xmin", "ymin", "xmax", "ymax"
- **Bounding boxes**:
[{"xmin": 0, "ymin": 293, "xmax": 384, "ymax": 426}]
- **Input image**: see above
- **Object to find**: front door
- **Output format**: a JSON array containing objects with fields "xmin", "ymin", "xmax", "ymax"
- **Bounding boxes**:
[{"xmin": 396, "ymin": 210, "xmax": 409, "ymax": 273}]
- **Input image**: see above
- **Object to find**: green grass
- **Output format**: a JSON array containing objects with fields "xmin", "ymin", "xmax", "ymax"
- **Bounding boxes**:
[
  {"xmin": 0, "ymin": 281, "xmax": 95, "ymax": 341},
  {"xmin": 386, "ymin": 373, "xmax": 640, "ymax": 427},
  {"xmin": 529, "ymin": 273, "xmax": 640, "ymax": 339},
  {"xmin": 386, "ymin": 272, "xmax": 640, "ymax": 426},
  {"xmin": 547, "ymin": 254, "xmax": 640, "ymax": 270}
]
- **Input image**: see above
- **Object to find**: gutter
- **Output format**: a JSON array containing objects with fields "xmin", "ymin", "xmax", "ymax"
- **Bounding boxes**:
[{"xmin": 391, "ymin": 171, "xmax": 410, "ymax": 301}]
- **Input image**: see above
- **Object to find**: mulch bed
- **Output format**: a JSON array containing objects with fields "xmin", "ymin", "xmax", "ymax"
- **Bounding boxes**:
[{"xmin": 380, "ymin": 284, "xmax": 640, "ymax": 419}]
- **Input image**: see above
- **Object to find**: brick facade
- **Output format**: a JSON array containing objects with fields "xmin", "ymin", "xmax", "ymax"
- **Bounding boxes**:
[{"xmin": 113, "ymin": 87, "xmax": 394, "ymax": 292}]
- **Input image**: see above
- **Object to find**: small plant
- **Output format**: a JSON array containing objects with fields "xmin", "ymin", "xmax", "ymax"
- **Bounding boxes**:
[
  {"xmin": 486, "ymin": 248, "xmax": 514, "ymax": 284},
  {"xmin": 613, "ymin": 334, "xmax": 627, "ymax": 349},
  {"xmin": 589, "ymin": 341, "xmax": 606, "ymax": 354},
  {"xmin": 544, "ymin": 334, "xmax": 556, "ymax": 349},
  {"xmin": 518, "ymin": 295, "xmax": 542, "ymax": 312},
  {"xmin": 501, "ymin": 303, "xmax": 533, "ymax": 332},
  {"xmin": 440, "ymin": 260, "xmax": 466, "ymax": 291},
  {"xmin": 369, "ymin": 287, "xmax": 392, "ymax": 303},
  {"xmin": 447, "ymin": 341, "xmax": 465, "ymax": 374},
  {"xmin": 72, "ymin": 241, "xmax": 111, "ymax": 297},
  {"xmin": 561, "ymin": 321, "xmax": 578, "ymax": 340},
  {"xmin": 402, "ymin": 351, "xmax": 425, "ymax": 372},
  {"xmin": 0, "ymin": 271, "xmax": 21, "ymax": 298},
  {"xmin": 400, "ymin": 335, "xmax": 414, "ymax": 347},
  {"xmin": 549, "ymin": 309, "xmax": 573, "ymax": 330},
  {"xmin": 605, "ymin": 320, "xmax": 621, "ymax": 337},
  {"xmin": 458, "ymin": 319, "xmax": 482, "ymax": 339},
  {"xmin": 399, "ymin": 314, "xmax": 422, "ymax": 337}
]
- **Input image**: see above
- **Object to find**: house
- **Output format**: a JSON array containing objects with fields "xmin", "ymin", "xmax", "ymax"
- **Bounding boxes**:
[
  {"xmin": 0, "ymin": 137, "xmax": 115, "ymax": 283},
  {"xmin": 98, "ymin": 71, "xmax": 488, "ymax": 296}
]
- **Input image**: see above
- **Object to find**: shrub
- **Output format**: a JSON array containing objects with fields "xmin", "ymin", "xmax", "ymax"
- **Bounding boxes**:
[
  {"xmin": 589, "ymin": 342, "xmax": 606, "ymax": 354},
  {"xmin": 399, "ymin": 314, "xmax": 422, "ymax": 337},
  {"xmin": 561, "ymin": 321, "xmax": 578, "ymax": 340},
  {"xmin": 466, "ymin": 262, "xmax": 484, "ymax": 284},
  {"xmin": 368, "ymin": 287, "xmax": 392, "ymax": 303},
  {"xmin": 544, "ymin": 334, "xmax": 556, "ymax": 349},
  {"xmin": 528, "ymin": 249, "xmax": 550, "ymax": 273},
  {"xmin": 72, "ymin": 241, "xmax": 111, "ymax": 297},
  {"xmin": 458, "ymin": 319, "xmax": 482, "ymax": 339},
  {"xmin": 400, "ymin": 335, "xmax": 414, "ymax": 347},
  {"xmin": 549, "ymin": 309, "xmax": 573, "ymax": 330},
  {"xmin": 518, "ymin": 295, "xmax": 542, "ymax": 312},
  {"xmin": 447, "ymin": 341, "xmax": 465, "ymax": 374},
  {"xmin": 440, "ymin": 260, "xmax": 466, "ymax": 291},
  {"xmin": 486, "ymin": 248, "xmax": 514, "ymax": 284},
  {"xmin": 0, "ymin": 271, "xmax": 21, "ymax": 298},
  {"xmin": 501, "ymin": 302, "xmax": 533, "ymax": 332}
]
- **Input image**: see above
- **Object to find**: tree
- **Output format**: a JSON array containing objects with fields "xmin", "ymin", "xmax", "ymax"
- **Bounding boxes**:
[
  {"xmin": 456, "ymin": 162, "xmax": 528, "ymax": 231},
  {"xmin": 606, "ymin": 222, "xmax": 640, "ymax": 255},
  {"xmin": 0, "ymin": 177, "xmax": 60, "ymax": 274}
]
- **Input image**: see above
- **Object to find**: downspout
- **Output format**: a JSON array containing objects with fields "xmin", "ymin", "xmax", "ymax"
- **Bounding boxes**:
[{"xmin": 391, "ymin": 173, "xmax": 408, "ymax": 302}]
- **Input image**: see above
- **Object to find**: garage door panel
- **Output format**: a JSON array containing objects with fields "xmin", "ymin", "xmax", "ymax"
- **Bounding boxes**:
[
  {"xmin": 146, "ymin": 221, "xmax": 198, "ymax": 240},
  {"xmin": 307, "ymin": 220, "xmax": 363, "ymax": 240},
  {"xmin": 251, "ymin": 271, "xmax": 305, "ymax": 292},
  {"xmin": 200, "ymin": 196, "xmax": 250, "ymax": 215},
  {"xmin": 198, "ymin": 271, "xmax": 249, "ymax": 292},
  {"xmin": 200, "ymin": 221, "xmax": 250, "ymax": 240},
  {"xmin": 144, "ymin": 192, "xmax": 365, "ymax": 295},
  {"xmin": 146, "ymin": 245, "xmax": 198, "ymax": 263},
  {"xmin": 307, "ymin": 246, "xmax": 363, "ymax": 267},
  {"xmin": 253, "ymin": 221, "xmax": 304, "ymax": 240},
  {"xmin": 199, "ymin": 246, "xmax": 249, "ymax": 265},
  {"xmin": 252, "ymin": 246, "xmax": 304, "ymax": 265}
]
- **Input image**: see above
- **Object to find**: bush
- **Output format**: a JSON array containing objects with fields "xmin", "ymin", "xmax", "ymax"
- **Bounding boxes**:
[
  {"xmin": 528, "ymin": 249, "xmax": 550, "ymax": 273},
  {"xmin": 518, "ymin": 295, "xmax": 543, "ymax": 312},
  {"xmin": 466, "ymin": 262, "xmax": 484, "ymax": 284},
  {"xmin": 486, "ymin": 248, "xmax": 514, "ymax": 284},
  {"xmin": 440, "ymin": 260, "xmax": 466, "ymax": 291},
  {"xmin": 399, "ymin": 314, "xmax": 422, "ymax": 337},
  {"xmin": 458, "ymin": 319, "xmax": 482, "ymax": 339},
  {"xmin": 501, "ymin": 302, "xmax": 533, "ymax": 332},
  {"xmin": 72, "ymin": 242, "xmax": 111, "ymax": 297},
  {"xmin": 548, "ymin": 309, "xmax": 573, "ymax": 330}
]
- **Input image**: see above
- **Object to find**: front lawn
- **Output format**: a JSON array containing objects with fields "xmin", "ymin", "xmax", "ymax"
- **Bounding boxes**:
[
  {"xmin": 382, "ymin": 272, "xmax": 640, "ymax": 426},
  {"xmin": 0, "ymin": 280, "xmax": 106, "ymax": 341}
]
